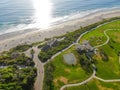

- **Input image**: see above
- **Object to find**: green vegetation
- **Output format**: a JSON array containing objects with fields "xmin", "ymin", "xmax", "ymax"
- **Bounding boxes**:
[
  {"xmin": 39, "ymin": 17, "xmax": 120, "ymax": 63},
  {"xmin": 79, "ymin": 20, "xmax": 120, "ymax": 45},
  {"xmin": 38, "ymin": 39, "xmax": 71, "ymax": 62},
  {"xmin": 43, "ymin": 45, "xmax": 92, "ymax": 90},
  {"xmin": 65, "ymin": 79, "xmax": 120, "ymax": 90},
  {"xmin": 43, "ymin": 62, "xmax": 55, "ymax": 90},
  {"xmin": 0, "ymin": 52, "xmax": 34, "ymax": 66},
  {"xmin": 1, "ymin": 17, "xmax": 120, "ymax": 90},
  {"xmin": 79, "ymin": 20, "xmax": 120, "ymax": 79},
  {"xmin": 0, "ymin": 66, "xmax": 36, "ymax": 90},
  {"xmin": 43, "ymin": 18, "xmax": 120, "ymax": 90},
  {"xmin": 0, "ymin": 51, "xmax": 37, "ymax": 90},
  {"xmin": 37, "ymin": 42, "xmax": 47, "ymax": 48},
  {"xmin": 10, "ymin": 44, "xmax": 32, "ymax": 52}
]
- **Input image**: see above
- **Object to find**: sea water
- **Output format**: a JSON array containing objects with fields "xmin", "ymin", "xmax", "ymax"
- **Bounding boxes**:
[{"xmin": 0, "ymin": 0, "xmax": 120, "ymax": 34}]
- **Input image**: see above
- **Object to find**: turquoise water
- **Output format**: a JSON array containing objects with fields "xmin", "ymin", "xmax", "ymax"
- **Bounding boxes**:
[{"xmin": 0, "ymin": 0, "xmax": 120, "ymax": 34}]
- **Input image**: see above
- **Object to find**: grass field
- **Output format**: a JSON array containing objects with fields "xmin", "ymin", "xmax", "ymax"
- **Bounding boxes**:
[
  {"xmin": 51, "ymin": 45, "xmax": 92, "ymax": 90},
  {"xmin": 46, "ymin": 20, "xmax": 120, "ymax": 90},
  {"xmin": 79, "ymin": 20, "xmax": 120, "ymax": 79},
  {"xmin": 79, "ymin": 20, "xmax": 120, "ymax": 46},
  {"xmin": 66, "ymin": 20, "xmax": 120, "ymax": 90},
  {"xmin": 65, "ymin": 79, "xmax": 120, "ymax": 90}
]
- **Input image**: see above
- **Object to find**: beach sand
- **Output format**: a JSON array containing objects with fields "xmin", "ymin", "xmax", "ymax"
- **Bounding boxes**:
[{"xmin": 0, "ymin": 8, "xmax": 120, "ymax": 53}]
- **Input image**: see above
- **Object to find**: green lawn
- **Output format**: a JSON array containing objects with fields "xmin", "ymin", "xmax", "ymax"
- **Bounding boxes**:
[
  {"xmin": 79, "ymin": 20, "xmax": 120, "ymax": 79},
  {"xmin": 44, "ymin": 20, "xmax": 120, "ymax": 90},
  {"xmin": 65, "ymin": 20, "xmax": 120, "ymax": 90},
  {"xmin": 65, "ymin": 79, "xmax": 120, "ymax": 90},
  {"xmin": 51, "ymin": 45, "xmax": 92, "ymax": 90},
  {"xmin": 79, "ymin": 20, "xmax": 120, "ymax": 46}
]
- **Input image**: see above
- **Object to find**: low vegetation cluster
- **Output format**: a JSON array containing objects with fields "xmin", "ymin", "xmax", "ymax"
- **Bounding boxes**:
[
  {"xmin": 38, "ymin": 17, "xmax": 120, "ymax": 63},
  {"xmin": 0, "ymin": 51, "xmax": 36, "ymax": 90},
  {"xmin": 10, "ymin": 44, "xmax": 32, "ymax": 52},
  {"xmin": 43, "ymin": 62, "xmax": 55, "ymax": 90},
  {"xmin": 43, "ymin": 17, "xmax": 120, "ymax": 90}
]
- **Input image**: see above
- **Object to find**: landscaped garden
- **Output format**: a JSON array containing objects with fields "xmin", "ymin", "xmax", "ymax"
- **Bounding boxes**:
[
  {"xmin": 43, "ymin": 19, "xmax": 120, "ymax": 90},
  {"xmin": 79, "ymin": 20, "xmax": 120, "ymax": 79},
  {"xmin": 43, "ymin": 45, "xmax": 92, "ymax": 90},
  {"xmin": 65, "ymin": 79, "xmax": 120, "ymax": 90}
]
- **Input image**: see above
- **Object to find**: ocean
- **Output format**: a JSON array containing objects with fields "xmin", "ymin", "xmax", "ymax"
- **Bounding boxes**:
[{"xmin": 0, "ymin": 0, "xmax": 120, "ymax": 35}]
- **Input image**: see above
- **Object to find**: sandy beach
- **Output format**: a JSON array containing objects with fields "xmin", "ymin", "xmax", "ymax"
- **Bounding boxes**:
[{"xmin": 0, "ymin": 8, "xmax": 120, "ymax": 53}]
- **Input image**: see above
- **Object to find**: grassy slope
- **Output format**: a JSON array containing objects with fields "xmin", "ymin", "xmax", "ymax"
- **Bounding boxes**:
[
  {"xmin": 66, "ymin": 79, "xmax": 120, "ymax": 90},
  {"xmin": 67, "ymin": 20, "xmax": 120, "ymax": 90},
  {"xmin": 45, "ymin": 20, "xmax": 120, "ymax": 90},
  {"xmin": 79, "ymin": 20, "xmax": 120, "ymax": 79},
  {"xmin": 79, "ymin": 20, "xmax": 120, "ymax": 46},
  {"xmin": 51, "ymin": 45, "xmax": 92, "ymax": 90}
]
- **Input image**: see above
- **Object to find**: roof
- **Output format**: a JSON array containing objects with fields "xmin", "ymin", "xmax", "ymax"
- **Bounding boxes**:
[
  {"xmin": 76, "ymin": 40, "xmax": 93, "ymax": 51},
  {"xmin": 63, "ymin": 53, "xmax": 77, "ymax": 65},
  {"xmin": 76, "ymin": 44, "xmax": 85, "ymax": 50},
  {"xmin": 47, "ymin": 38, "xmax": 58, "ymax": 47},
  {"xmin": 82, "ymin": 40, "xmax": 89, "ymax": 45}
]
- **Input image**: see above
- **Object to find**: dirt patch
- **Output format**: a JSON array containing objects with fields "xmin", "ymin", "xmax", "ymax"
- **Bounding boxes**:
[
  {"xmin": 96, "ymin": 80, "xmax": 114, "ymax": 90},
  {"xmin": 94, "ymin": 52, "xmax": 102, "ymax": 60},
  {"xmin": 53, "ymin": 79, "xmax": 58, "ymax": 84},
  {"xmin": 59, "ymin": 76, "xmax": 68, "ymax": 84},
  {"xmin": 65, "ymin": 69, "xmax": 71, "ymax": 73},
  {"xmin": 53, "ymin": 78, "xmax": 59, "ymax": 87},
  {"xmin": 98, "ymin": 85, "xmax": 113, "ymax": 90}
]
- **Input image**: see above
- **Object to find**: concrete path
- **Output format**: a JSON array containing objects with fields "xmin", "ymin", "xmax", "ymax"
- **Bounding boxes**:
[
  {"xmin": 94, "ymin": 76, "xmax": 120, "ymax": 82},
  {"xmin": 60, "ymin": 29, "xmax": 120, "ymax": 90},
  {"xmin": 94, "ymin": 29, "xmax": 120, "ymax": 48},
  {"xmin": 24, "ymin": 46, "xmax": 44, "ymax": 90},
  {"xmin": 23, "ymin": 26, "xmax": 120, "ymax": 90},
  {"xmin": 60, "ymin": 70, "xmax": 96, "ymax": 90}
]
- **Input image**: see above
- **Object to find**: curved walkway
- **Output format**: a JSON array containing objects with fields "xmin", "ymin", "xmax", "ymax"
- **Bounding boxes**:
[
  {"xmin": 24, "ymin": 46, "xmax": 44, "ymax": 90},
  {"xmin": 94, "ymin": 76, "xmax": 120, "ymax": 82},
  {"xmin": 28, "ymin": 22, "xmax": 120, "ymax": 90},
  {"xmin": 60, "ymin": 29, "xmax": 120, "ymax": 90},
  {"xmin": 60, "ymin": 70, "xmax": 96, "ymax": 90},
  {"xmin": 95, "ymin": 29, "xmax": 120, "ymax": 48},
  {"xmin": 43, "ymin": 21, "xmax": 112, "ymax": 65}
]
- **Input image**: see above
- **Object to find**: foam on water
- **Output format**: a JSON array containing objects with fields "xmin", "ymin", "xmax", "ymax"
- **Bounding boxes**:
[{"xmin": 0, "ymin": 0, "xmax": 120, "ymax": 35}]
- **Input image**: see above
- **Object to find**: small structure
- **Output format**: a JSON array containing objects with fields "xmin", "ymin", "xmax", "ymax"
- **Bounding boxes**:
[
  {"xmin": 76, "ymin": 40, "xmax": 94, "ymax": 54},
  {"xmin": 63, "ymin": 53, "xmax": 77, "ymax": 65},
  {"xmin": 76, "ymin": 44, "xmax": 85, "ymax": 54},
  {"xmin": 41, "ymin": 45, "xmax": 51, "ymax": 51},
  {"xmin": 41, "ymin": 38, "xmax": 58, "ymax": 51},
  {"xmin": 48, "ymin": 38, "xmax": 58, "ymax": 47}
]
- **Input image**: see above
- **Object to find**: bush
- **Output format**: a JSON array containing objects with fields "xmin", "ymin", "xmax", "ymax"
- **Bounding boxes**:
[
  {"xmin": 39, "ymin": 17, "xmax": 120, "ymax": 62},
  {"xmin": 43, "ymin": 62, "xmax": 55, "ymax": 90},
  {"xmin": 10, "ymin": 44, "xmax": 32, "ymax": 52}
]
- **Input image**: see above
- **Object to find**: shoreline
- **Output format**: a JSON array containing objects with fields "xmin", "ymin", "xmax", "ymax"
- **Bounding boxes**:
[{"xmin": 0, "ymin": 9, "xmax": 120, "ymax": 52}]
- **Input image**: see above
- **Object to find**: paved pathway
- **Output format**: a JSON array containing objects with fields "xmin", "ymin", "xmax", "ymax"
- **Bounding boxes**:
[
  {"xmin": 94, "ymin": 29, "xmax": 120, "ymax": 48},
  {"xmin": 60, "ymin": 70, "xmax": 96, "ymax": 90},
  {"xmin": 60, "ymin": 29, "xmax": 120, "ymax": 90},
  {"xmin": 23, "ymin": 27, "xmax": 120, "ymax": 90},
  {"xmin": 94, "ymin": 76, "xmax": 120, "ymax": 82},
  {"xmin": 24, "ymin": 46, "xmax": 44, "ymax": 90}
]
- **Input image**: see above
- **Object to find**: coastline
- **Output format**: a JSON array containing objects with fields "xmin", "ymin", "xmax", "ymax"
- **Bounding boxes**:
[{"xmin": 0, "ymin": 8, "xmax": 120, "ymax": 53}]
